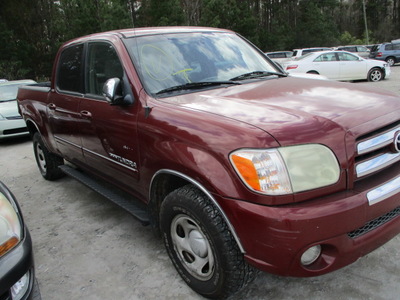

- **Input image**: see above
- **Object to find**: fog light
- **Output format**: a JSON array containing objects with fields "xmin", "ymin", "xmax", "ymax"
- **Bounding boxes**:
[
  {"xmin": 11, "ymin": 271, "xmax": 30, "ymax": 300},
  {"xmin": 301, "ymin": 245, "xmax": 322, "ymax": 266}
]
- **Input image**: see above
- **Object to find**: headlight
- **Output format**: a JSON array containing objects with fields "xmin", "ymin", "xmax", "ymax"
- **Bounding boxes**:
[
  {"xmin": 230, "ymin": 144, "xmax": 340, "ymax": 195},
  {"xmin": 0, "ymin": 190, "xmax": 22, "ymax": 257}
]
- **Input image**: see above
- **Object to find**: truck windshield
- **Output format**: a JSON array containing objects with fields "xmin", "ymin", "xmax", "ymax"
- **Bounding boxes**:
[{"xmin": 124, "ymin": 32, "xmax": 282, "ymax": 96}]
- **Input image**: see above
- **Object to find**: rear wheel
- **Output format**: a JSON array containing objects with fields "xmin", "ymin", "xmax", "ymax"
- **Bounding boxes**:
[
  {"xmin": 307, "ymin": 71, "xmax": 319, "ymax": 74},
  {"xmin": 33, "ymin": 132, "xmax": 65, "ymax": 180},
  {"xmin": 368, "ymin": 68, "xmax": 383, "ymax": 82},
  {"xmin": 385, "ymin": 57, "xmax": 395, "ymax": 66},
  {"xmin": 160, "ymin": 185, "xmax": 255, "ymax": 299}
]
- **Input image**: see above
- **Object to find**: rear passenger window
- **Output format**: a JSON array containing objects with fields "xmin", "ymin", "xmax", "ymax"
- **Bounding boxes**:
[
  {"xmin": 315, "ymin": 53, "xmax": 337, "ymax": 62},
  {"xmin": 385, "ymin": 44, "xmax": 393, "ymax": 50},
  {"xmin": 57, "ymin": 44, "xmax": 84, "ymax": 93}
]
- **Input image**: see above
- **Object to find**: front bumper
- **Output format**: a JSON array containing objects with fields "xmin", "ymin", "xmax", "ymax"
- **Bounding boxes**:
[
  {"xmin": 384, "ymin": 65, "xmax": 391, "ymax": 78},
  {"xmin": 0, "ymin": 118, "xmax": 29, "ymax": 139},
  {"xmin": 0, "ymin": 229, "xmax": 36, "ymax": 300},
  {"xmin": 217, "ymin": 176, "xmax": 400, "ymax": 277}
]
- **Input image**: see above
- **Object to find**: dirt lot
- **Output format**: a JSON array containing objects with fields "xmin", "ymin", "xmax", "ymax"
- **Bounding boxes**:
[{"xmin": 1, "ymin": 66, "xmax": 399, "ymax": 300}]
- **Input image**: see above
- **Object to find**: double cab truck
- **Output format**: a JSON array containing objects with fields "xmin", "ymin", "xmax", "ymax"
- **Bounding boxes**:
[{"xmin": 17, "ymin": 27, "xmax": 400, "ymax": 298}]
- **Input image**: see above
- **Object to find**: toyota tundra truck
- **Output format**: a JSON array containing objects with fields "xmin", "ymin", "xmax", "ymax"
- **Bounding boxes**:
[{"xmin": 17, "ymin": 27, "xmax": 400, "ymax": 299}]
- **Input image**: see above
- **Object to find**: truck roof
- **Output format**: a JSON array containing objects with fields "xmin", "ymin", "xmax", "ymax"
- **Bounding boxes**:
[{"xmin": 64, "ymin": 26, "xmax": 233, "ymax": 45}]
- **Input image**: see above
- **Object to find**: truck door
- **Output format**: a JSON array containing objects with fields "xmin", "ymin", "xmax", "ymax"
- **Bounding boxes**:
[
  {"xmin": 79, "ymin": 41, "xmax": 140, "ymax": 192},
  {"xmin": 48, "ymin": 44, "xmax": 85, "ymax": 163}
]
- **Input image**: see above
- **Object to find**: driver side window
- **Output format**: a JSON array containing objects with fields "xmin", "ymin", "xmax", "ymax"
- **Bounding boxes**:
[
  {"xmin": 86, "ymin": 42, "xmax": 124, "ymax": 97},
  {"xmin": 314, "ymin": 53, "xmax": 337, "ymax": 62}
]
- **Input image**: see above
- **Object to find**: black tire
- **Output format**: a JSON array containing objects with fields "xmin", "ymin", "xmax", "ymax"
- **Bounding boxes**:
[
  {"xmin": 32, "ymin": 277, "xmax": 42, "ymax": 300},
  {"xmin": 368, "ymin": 68, "xmax": 384, "ymax": 82},
  {"xmin": 160, "ymin": 185, "xmax": 256, "ymax": 299},
  {"xmin": 385, "ymin": 57, "xmax": 395, "ymax": 66},
  {"xmin": 307, "ymin": 71, "xmax": 319, "ymax": 74},
  {"xmin": 33, "ymin": 132, "xmax": 65, "ymax": 180}
]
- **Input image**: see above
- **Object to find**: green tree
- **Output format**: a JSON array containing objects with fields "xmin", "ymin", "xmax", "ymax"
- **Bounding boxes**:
[
  {"xmin": 199, "ymin": 0, "xmax": 259, "ymax": 44},
  {"xmin": 295, "ymin": 0, "xmax": 340, "ymax": 47},
  {"xmin": 137, "ymin": 0, "xmax": 185, "ymax": 26}
]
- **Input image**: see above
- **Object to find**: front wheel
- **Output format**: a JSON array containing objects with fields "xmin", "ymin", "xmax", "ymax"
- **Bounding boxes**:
[
  {"xmin": 33, "ymin": 132, "xmax": 65, "ymax": 180},
  {"xmin": 160, "ymin": 185, "xmax": 255, "ymax": 299},
  {"xmin": 368, "ymin": 68, "xmax": 384, "ymax": 82}
]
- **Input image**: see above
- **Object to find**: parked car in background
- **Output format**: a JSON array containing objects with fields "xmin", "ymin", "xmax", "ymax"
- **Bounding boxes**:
[
  {"xmin": 284, "ymin": 50, "xmax": 390, "ymax": 81},
  {"xmin": 369, "ymin": 42, "xmax": 400, "ymax": 66},
  {"xmin": 0, "ymin": 79, "xmax": 36, "ymax": 140},
  {"xmin": 291, "ymin": 47, "xmax": 332, "ymax": 59},
  {"xmin": 265, "ymin": 51, "xmax": 293, "ymax": 64},
  {"xmin": 364, "ymin": 44, "xmax": 375, "ymax": 50},
  {"xmin": 335, "ymin": 45, "xmax": 370, "ymax": 58},
  {"xmin": 0, "ymin": 180, "xmax": 41, "ymax": 299}
]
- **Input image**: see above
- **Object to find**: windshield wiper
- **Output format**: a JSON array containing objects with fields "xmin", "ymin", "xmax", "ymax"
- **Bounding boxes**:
[
  {"xmin": 229, "ymin": 71, "xmax": 287, "ymax": 81},
  {"xmin": 156, "ymin": 81, "xmax": 241, "ymax": 95}
]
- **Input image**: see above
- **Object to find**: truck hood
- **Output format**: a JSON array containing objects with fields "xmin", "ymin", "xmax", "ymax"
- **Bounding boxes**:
[{"xmin": 169, "ymin": 77, "xmax": 400, "ymax": 145}]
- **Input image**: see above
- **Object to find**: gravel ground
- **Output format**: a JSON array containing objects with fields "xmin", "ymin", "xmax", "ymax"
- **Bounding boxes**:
[{"xmin": 1, "ymin": 66, "xmax": 399, "ymax": 300}]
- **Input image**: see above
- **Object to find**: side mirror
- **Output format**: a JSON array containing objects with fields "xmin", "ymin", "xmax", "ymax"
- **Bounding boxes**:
[{"xmin": 103, "ymin": 78, "xmax": 123, "ymax": 104}]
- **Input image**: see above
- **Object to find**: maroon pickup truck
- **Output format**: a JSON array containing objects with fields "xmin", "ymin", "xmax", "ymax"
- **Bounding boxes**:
[{"xmin": 18, "ymin": 27, "xmax": 400, "ymax": 298}]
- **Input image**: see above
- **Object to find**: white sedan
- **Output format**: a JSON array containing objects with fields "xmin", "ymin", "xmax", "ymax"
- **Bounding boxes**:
[
  {"xmin": 283, "ymin": 51, "xmax": 390, "ymax": 82},
  {"xmin": 0, "ymin": 79, "xmax": 36, "ymax": 139}
]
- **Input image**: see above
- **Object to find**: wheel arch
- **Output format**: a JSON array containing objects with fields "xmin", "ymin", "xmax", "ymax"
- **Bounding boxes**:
[
  {"xmin": 368, "ymin": 66, "xmax": 385, "ymax": 81},
  {"xmin": 385, "ymin": 56, "xmax": 396, "ymax": 63},
  {"xmin": 25, "ymin": 118, "xmax": 40, "ymax": 137},
  {"xmin": 148, "ymin": 169, "xmax": 245, "ymax": 253},
  {"xmin": 25, "ymin": 117, "xmax": 59, "ymax": 155}
]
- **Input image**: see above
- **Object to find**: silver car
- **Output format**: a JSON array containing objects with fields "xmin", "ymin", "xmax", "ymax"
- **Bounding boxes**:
[
  {"xmin": 0, "ymin": 80, "xmax": 35, "ymax": 139},
  {"xmin": 336, "ymin": 45, "xmax": 370, "ymax": 59}
]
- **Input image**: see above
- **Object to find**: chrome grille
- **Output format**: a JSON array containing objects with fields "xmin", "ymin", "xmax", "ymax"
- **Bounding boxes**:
[
  {"xmin": 355, "ymin": 123, "xmax": 400, "ymax": 179},
  {"xmin": 348, "ymin": 206, "xmax": 400, "ymax": 238}
]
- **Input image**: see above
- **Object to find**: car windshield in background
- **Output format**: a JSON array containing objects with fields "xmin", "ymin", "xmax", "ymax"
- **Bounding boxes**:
[
  {"xmin": 0, "ymin": 84, "xmax": 20, "ymax": 101},
  {"xmin": 124, "ymin": 32, "xmax": 281, "ymax": 96}
]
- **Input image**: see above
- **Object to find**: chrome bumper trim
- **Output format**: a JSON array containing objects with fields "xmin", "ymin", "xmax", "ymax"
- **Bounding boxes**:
[
  {"xmin": 356, "ymin": 152, "xmax": 400, "ymax": 178},
  {"xmin": 367, "ymin": 175, "xmax": 400, "ymax": 205},
  {"xmin": 357, "ymin": 126, "xmax": 400, "ymax": 155}
]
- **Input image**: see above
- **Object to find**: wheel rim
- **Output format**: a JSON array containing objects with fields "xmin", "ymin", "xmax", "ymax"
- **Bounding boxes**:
[
  {"xmin": 35, "ymin": 142, "xmax": 47, "ymax": 173},
  {"xmin": 387, "ymin": 58, "xmax": 395, "ymax": 66},
  {"xmin": 170, "ymin": 214, "xmax": 215, "ymax": 281},
  {"xmin": 370, "ymin": 70, "xmax": 382, "ymax": 81}
]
